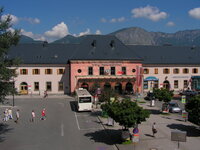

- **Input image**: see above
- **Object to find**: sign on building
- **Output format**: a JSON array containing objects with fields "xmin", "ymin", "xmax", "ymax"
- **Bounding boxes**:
[{"xmin": 181, "ymin": 95, "xmax": 186, "ymax": 104}]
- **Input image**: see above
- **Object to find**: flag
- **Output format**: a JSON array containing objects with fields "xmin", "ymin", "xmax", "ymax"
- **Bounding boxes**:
[{"xmin": 136, "ymin": 66, "xmax": 143, "ymax": 87}]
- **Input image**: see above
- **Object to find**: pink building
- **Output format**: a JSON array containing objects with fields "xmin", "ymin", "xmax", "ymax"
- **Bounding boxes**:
[
  {"xmin": 70, "ymin": 60, "xmax": 142, "ymax": 94},
  {"xmin": 69, "ymin": 35, "xmax": 143, "ymax": 94}
]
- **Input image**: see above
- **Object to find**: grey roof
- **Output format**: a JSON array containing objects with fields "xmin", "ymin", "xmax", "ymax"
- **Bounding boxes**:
[
  {"xmin": 69, "ymin": 35, "xmax": 142, "ymax": 61},
  {"xmin": 7, "ymin": 35, "xmax": 142, "ymax": 64},
  {"xmin": 7, "ymin": 35, "xmax": 200, "ymax": 65},
  {"xmin": 7, "ymin": 43, "xmax": 78, "ymax": 64},
  {"xmin": 127, "ymin": 45, "xmax": 200, "ymax": 65}
]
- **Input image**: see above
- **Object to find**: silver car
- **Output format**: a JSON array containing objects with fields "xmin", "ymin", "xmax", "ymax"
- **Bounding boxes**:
[{"xmin": 168, "ymin": 102, "xmax": 182, "ymax": 113}]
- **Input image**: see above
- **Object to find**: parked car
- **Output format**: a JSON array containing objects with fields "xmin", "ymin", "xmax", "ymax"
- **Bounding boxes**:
[
  {"xmin": 180, "ymin": 90, "xmax": 198, "ymax": 96},
  {"xmin": 168, "ymin": 102, "xmax": 182, "ymax": 113}
]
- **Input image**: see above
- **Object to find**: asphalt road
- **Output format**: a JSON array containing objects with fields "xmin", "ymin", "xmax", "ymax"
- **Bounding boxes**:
[{"xmin": 0, "ymin": 98, "xmax": 116, "ymax": 150}]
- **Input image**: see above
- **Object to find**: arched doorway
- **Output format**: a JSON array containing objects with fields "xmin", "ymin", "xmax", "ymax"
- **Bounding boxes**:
[
  {"xmin": 125, "ymin": 82, "xmax": 133, "ymax": 94},
  {"xmin": 81, "ymin": 82, "xmax": 89, "ymax": 91},
  {"xmin": 163, "ymin": 80, "xmax": 170, "ymax": 90},
  {"xmin": 20, "ymin": 82, "xmax": 28, "ymax": 95},
  {"xmin": 115, "ymin": 83, "xmax": 122, "ymax": 94},
  {"xmin": 104, "ymin": 82, "xmax": 111, "ymax": 90}
]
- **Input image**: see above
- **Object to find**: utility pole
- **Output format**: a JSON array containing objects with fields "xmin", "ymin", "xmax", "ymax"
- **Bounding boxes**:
[{"xmin": 12, "ymin": 78, "xmax": 15, "ymax": 107}]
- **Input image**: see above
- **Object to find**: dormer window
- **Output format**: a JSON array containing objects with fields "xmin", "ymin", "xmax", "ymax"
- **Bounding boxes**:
[
  {"xmin": 91, "ymin": 40, "xmax": 96, "ymax": 48},
  {"xmin": 110, "ymin": 40, "xmax": 115, "ymax": 49}
]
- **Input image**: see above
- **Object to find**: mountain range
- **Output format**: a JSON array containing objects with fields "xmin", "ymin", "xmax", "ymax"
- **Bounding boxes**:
[{"xmin": 19, "ymin": 27, "xmax": 200, "ymax": 46}]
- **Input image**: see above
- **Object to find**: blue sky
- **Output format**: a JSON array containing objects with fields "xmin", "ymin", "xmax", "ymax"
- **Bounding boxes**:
[{"xmin": 1, "ymin": 0, "xmax": 200, "ymax": 42}]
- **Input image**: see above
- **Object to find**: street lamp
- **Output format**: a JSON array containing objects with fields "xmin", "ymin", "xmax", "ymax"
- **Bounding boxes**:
[{"xmin": 12, "ymin": 78, "xmax": 15, "ymax": 107}]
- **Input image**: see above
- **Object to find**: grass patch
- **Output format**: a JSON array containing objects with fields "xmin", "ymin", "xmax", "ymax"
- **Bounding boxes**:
[
  {"xmin": 122, "ymin": 140, "xmax": 132, "ymax": 145},
  {"xmin": 101, "ymin": 111, "xmax": 109, "ymax": 118},
  {"xmin": 101, "ymin": 114, "xmax": 108, "ymax": 118},
  {"xmin": 138, "ymin": 101, "xmax": 146, "ymax": 104},
  {"xmin": 161, "ymin": 112, "xmax": 171, "ymax": 115}
]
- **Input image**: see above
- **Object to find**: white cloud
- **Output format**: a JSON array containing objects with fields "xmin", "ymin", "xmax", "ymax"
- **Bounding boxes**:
[
  {"xmin": 21, "ymin": 29, "xmax": 34, "ymax": 38},
  {"xmin": 2, "ymin": 14, "xmax": 19, "ymax": 24},
  {"xmin": 189, "ymin": 7, "xmax": 200, "ymax": 19},
  {"xmin": 20, "ymin": 22, "xmax": 70, "ymax": 42},
  {"xmin": 2, "ymin": 14, "xmax": 40, "ymax": 25},
  {"xmin": 110, "ymin": 18, "xmax": 117, "ymax": 23},
  {"xmin": 118, "ymin": 17, "xmax": 125, "ymax": 22},
  {"xmin": 95, "ymin": 30, "xmax": 101, "ymax": 35},
  {"xmin": 131, "ymin": 5, "xmax": 167, "ymax": 21},
  {"xmin": 23, "ymin": 17, "xmax": 40, "ymax": 24},
  {"xmin": 20, "ymin": 22, "xmax": 100, "ymax": 42},
  {"xmin": 166, "ymin": 21, "xmax": 175, "ymax": 27},
  {"xmin": 20, "ymin": 29, "xmax": 46, "ymax": 41},
  {"xmin": 7, "ymin": 27, "xmax": 15, "ymax": 33},
  {"xmin": 78, "ymin": 28, "xmax": 91, "ymax": 36},
  {"xmin": 44, "ymin": 22, "xmax": 69, "ymax": 38},
  {"xmin": 102, "ymin": 17, "xmax": 126, "ymax": 23},
  {"xmin": 100, "ymin": 18, "xmax": 107, "ymax": 23}
]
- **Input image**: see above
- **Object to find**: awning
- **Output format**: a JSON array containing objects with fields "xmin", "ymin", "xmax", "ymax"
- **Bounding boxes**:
[
  {"xmin": 144, "ymin": 76, "xmax": 158, "ymax": 81},
  {"xmin": 192, "ymin": 76, "xmax": 200, "ymax": 79}
]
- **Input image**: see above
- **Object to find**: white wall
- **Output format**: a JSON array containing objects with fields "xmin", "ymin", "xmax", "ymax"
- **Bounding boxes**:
[
  {"xmin": 143, "ymin": 66, "xmax": 200, "ymax": 92},
  {"xmin": 13, "ymin": 65, "xmax": 70, "ymax": 95}
]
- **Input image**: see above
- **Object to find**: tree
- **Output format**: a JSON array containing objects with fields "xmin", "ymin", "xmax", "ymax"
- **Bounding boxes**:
[
  {"xmin": 99, "ymin": 89, "xmax": 118, "ymax": 103},
  {"xmin": 101, "ymin": 99, "xmax": 150, "ymax": 129},
  {"xmin": 0, "ymin": 7, "xmax": 20, "ymax": 103},
  {"xmin": 185, "ymin": 95, "xmax": 200, "ymax": 125},
  {"xmin": 153, "ymin": 88, "xmax": 173, "ymax": 103}
]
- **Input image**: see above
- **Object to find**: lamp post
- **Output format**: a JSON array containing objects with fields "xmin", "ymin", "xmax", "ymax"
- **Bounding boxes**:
[{"xmin": 12, "ymin": 78, "xmax": 15, "ymax": 107}]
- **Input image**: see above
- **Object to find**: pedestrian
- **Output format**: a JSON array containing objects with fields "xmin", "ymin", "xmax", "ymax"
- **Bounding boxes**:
[
  {"xmin": 43, "ymin": 90, "xmax": 48, "ymax": 98},
  {"xmin": 8, "ymin": 108, "xmax": 13, "ymax": 119},
  {"xmin": 152, "ymin": 122, "xmax": 157, "ymax": 137},
  {"xmin": 15, "ymin": 109, "xmax": 20, "ymax": 123},
  {"xmin": 40, "ymin": 108, "xmax": 46, "ymax": 120},
  {"xmin": 3, "ymin": 109, "xmax": 9, "ymax": 122},
  {"xmin": 31, "ymin": 110, "xmax": 35, "ymax": 122}
]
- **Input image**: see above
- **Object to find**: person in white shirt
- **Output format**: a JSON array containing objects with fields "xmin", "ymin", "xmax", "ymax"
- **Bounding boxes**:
[
  {"xmin": 31, "ymin": 110, "xmax": 36, "ymax": 122},
  {"xmin": 152, "ymin": 122, "xmax": 157, "ymax": 137}
]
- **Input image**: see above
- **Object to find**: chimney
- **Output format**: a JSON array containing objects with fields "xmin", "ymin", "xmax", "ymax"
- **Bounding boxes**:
[
  {"xmin": 91, "ymin": 40, "xmax": 96, "ymax": 48},
  {"xmin": 43, "ymin": 41, "xmax": 48, "ymax": 47},
  {"xmin": 110, "ymin": 40, "xmax": 115, "ymax": 49}
]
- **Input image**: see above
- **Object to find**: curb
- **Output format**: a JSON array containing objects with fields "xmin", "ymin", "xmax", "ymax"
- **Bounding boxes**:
[{"xmin": 97, "ymin": 116, "xmax": 120, "ymax": 150}]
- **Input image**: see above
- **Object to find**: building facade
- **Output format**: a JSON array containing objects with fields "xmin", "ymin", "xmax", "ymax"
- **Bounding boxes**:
[
  {"xmin": 13, "ymin": 65, "xmax": 70, "ymax": 95},
  {"xmin": 7, "ymin": 35, "xmax": 200, "ymax": 95},
  {"xmin": 70, "ymin": 60, "xmax": 142, "ymax": 94}
]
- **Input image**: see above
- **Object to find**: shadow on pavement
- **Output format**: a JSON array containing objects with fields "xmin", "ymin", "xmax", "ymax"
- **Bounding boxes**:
[
  {"xmin": 144, "ymin": 134, "xmax": 154, "ymax": 137},
  {"xmin": 0, "ymin": 123, "xmax": 13, "ymax": 142},
  {"xmin": 167, "ymin": 123, "xmax": 200, "ymax": 137},
  {"xmin": 85, "ymin": 129, "xmax": 122, "ymax": 145},
  {"xmin": 90, "ymin": 111, "xmax": 102, "ymax": 117},
  {"xmin": 69, "ymin": 101, "xmax": 78, "ymax": 112},
  {"xmin": 146, "ymin": 109, "xmax": 161, "ymax": 115},
  {"xmin": 162, "ymin": 116, "xmax": 172, "ymax": 119}
]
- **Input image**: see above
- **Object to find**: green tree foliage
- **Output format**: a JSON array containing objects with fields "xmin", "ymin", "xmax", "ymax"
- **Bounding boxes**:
[
  {"xmin": 89, "ymin": 82, "xmax": 100, "ymax": 95},
  {"xmin": 0, "ymin": 7, "xmax": 20, "ymax": 102},
  {"xmin": 101, "ymin": 99, "xmax": 150, "ymax": 129},
  {"xmin": 99, "ymin": 89, "xmax": 118, "ymax": 103},
  {"xmin": 153, "ymin": 88, "xmax": 173, "ymax": 103},
  {"xmin": 185, "ymin": 95, "xmax": 200, "ymax": 125}
]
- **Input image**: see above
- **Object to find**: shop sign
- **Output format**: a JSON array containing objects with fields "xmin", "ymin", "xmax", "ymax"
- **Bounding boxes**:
[
  {"xmin": 172, "ymin": 76, "xmax": 190, "ymax": 79},
  {"xmin": 181, "ymin": 95, "xmax": 186, "ymax": 104}
]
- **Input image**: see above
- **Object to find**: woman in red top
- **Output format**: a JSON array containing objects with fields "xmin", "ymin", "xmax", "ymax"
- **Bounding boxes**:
[{"xmin": 41, "ymin": 108, "xmax": 46, "ymax": 120}]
